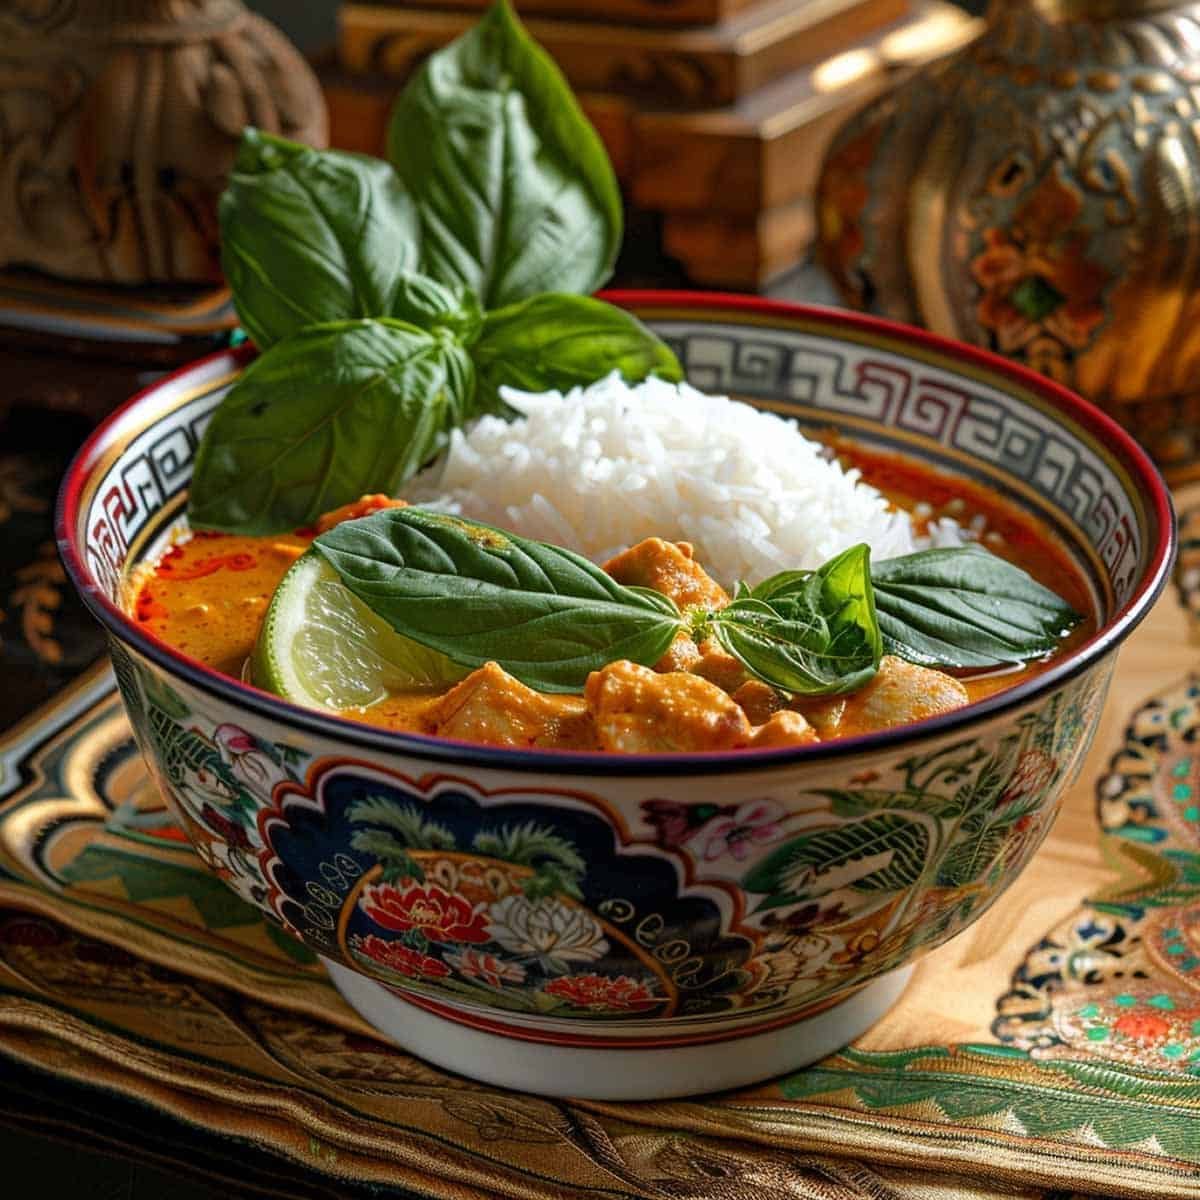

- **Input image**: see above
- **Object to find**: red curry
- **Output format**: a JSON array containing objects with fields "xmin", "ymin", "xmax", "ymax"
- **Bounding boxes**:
[{"xmin": 129, "ymin": 455, "xmax": 1094, "ymax": 753}]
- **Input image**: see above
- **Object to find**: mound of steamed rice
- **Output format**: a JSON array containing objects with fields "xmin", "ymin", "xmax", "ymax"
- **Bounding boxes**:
[{"xmin": 409, "ymin": 373, "xmax": 947, "ymax": 587}]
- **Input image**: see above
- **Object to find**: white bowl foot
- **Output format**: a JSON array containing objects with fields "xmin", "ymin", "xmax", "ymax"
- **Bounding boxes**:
[{"xmin": 322, "ymin": 958, "xmax": 914, "ymax": 1100}]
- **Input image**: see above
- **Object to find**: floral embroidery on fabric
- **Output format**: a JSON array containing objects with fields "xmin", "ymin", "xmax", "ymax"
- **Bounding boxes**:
[{"xmin": 995, "ymin": 676, "xmax": 1200, "ymax": 1075}]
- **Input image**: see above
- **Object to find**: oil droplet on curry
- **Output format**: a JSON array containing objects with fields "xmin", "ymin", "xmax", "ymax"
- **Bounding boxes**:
[{"xmin": 129, "ymin": 455, "xmax": 1094, "ymax": 754}]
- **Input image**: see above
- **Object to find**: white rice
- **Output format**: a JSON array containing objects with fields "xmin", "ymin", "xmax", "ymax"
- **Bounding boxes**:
[{"xmin": 409, "ymin": 372, "xmax": 953, "ymax": 587}]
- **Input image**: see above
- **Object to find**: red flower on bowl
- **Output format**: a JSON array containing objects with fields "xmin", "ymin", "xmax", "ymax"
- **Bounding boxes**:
[
  {"xmin": 360, "ymin": 880, "xmax": 489, "ymax": 944},
  {"xmin": 1001, "ymin": 749, "xmax": 1058, "ymax": 808},
  {"xmin": 445, "ymin": 947, "xmax": 526, "ymax": 988},
  {"xmin": 350, "ymin": 933, "xmax": 450, "ymax": 980},
  {"xmin": 543, "ymin": 973, "xmax": 658, "ymax": 1012}
]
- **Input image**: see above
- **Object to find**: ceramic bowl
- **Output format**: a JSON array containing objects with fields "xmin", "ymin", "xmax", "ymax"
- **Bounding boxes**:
[{"xmin": 57, "ymin": 293, "xmax": 1174, "ymax": 1099}]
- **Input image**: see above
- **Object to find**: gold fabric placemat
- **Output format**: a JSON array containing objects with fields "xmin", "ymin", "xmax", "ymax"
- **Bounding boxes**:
[{"xmin": 2, "ymin": 502, "xmax": 1200, "ymax": 1197}]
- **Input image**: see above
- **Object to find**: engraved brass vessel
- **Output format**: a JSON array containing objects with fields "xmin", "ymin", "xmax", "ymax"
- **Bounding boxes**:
[
  {"xmin": 816, "ymin": 0, "xmax": 1200, "ymax": 474},
  {"xmin": 0, "ymin": 0, "xmax": 327, "ymax": 285}
]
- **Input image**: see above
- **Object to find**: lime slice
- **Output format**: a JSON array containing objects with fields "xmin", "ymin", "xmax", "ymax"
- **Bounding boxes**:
[{"xmin": 252, "ymin": 551, "xmax": 469, "ymax": 711}]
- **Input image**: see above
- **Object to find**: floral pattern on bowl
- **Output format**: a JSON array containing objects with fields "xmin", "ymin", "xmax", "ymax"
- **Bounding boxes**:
[{"xmin": 114, "ymin": 639, "xmax": 1111, "ymax": 1025}]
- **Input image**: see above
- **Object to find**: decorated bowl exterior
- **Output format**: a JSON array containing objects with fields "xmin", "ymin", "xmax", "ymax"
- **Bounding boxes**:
[{"xmin": 58, "ymin": 294, "xmax": 1173, "ymax": 1050}]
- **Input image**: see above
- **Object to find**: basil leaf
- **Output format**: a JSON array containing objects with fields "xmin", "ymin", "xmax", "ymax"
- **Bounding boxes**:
[
  {"xmin": 389, "ymin": 274, "xmax": 483, "ymax": 346},
  {"xmin": 472, "ymin": 294, "xmax": 683, "ymax": 413},
  {"xmin": 748, "ymin": 570, "xmax": 812, "ymax": 604},
  {"xmin": 712, "ymin": 545, "xmax": 881, "ymax": 697},
  {"xmin": 386, "ymin": 0, "xmax": 622, "ymax": 308},
  {"xmin": 817, "ymin": 543, "xmax": 882, "ymax": 663},
  {"xmin": 189, "ymin": 320, "xmax": 475, "ymax": 535},
  {"xmin": 871, "ymin": 546, "xmax": 1081, "ymax": 669},
  {"xmin": 313, "ymin": 508, "xmax": 684, "ymax": 692},
  {"xmin": 219, "ymin": 130, "xmax": 421, "ymax": 349},
  {"xmin": 712, "ymin": 604, "xmax": 880, "ymax": 699},
  {"xmin": 752, "ymin": 547, "xmax": 882, "ymax": 661}
]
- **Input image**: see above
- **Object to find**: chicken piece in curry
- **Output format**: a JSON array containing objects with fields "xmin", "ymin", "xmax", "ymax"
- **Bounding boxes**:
[{"xmin": 132, "ymin": 505, "xmax": 980, "ymax": 754}]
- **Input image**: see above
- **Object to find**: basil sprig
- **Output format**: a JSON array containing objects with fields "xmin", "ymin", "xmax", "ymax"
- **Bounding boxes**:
[
  {"xmin": 471, "ymin": 294, "xmax": 683, "ymax": 415},
  {"xmin": 387, "ymin": 0, "xmax": 622, "ymax": 309},
  {"xmin": 871, "ymin": 545, "xmax": 1081, "ymax": 669},
  {"xmin": 313, "ymin": 510, "xmax": 884, "ymax": 696},
  {"xmin": 710, "ymin": 545, "xmax": 881, "ymax": 696},
  {"xmin": 749, "ymin": 545, "xmax": 1082, "ymax": 671},
  {"xmin": 190, "ymin": 0, "xmax": 680, "ymax": 536},
  {"xmin": 313, "ymin": 508, "xmax": 684, "ymax": 692},
  {"xmin": 312, "ymin": 511, "xmax": 1081, "ymax": 696},
  {"xmin": 218, "ymin": 131, "xmax": 420, "ymax": 352},
  {"xmin": 190, "ymin": 322, "xmax": 477, "ymax": 535}
]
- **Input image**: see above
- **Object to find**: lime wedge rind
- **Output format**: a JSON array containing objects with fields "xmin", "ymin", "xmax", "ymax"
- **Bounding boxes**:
[{"xmin": 252, "ymin": 551, "xmax": 467, "ymax": 711}]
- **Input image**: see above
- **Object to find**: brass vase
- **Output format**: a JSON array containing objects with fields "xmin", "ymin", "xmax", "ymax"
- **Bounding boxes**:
[
  {"xmin": 815, "ymin": 0, "xmax": 1200, "ymax": 474},
  {"xmin": 0, "ymin": 0, "xmax": 327, "ymax": 285}
]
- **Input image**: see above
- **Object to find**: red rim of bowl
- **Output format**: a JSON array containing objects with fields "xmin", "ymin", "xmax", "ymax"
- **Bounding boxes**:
[{"xmin": 56, "ymin": 291, "xmax": 1177, "ymax": 777}]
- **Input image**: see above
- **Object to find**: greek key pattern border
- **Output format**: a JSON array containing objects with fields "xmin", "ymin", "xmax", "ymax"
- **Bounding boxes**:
[
  {"xmin": 81, "ymin": 324, "xmax": 1143, "ymax": 610},
  {"xmin": 84, "ymin": 389, "xmax": 226, "ymax": 602},
  {"xmin": 659, "ymin": 324, "xmax": 1142, "ymax": 606}
]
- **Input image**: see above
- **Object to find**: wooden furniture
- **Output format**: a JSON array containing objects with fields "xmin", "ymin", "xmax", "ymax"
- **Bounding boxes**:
[
  {"xmin": 372, "ymin": 0, "xmax": 763, "ymax": 22},
  {"xmin": 321, "ymin": 0, "xmax": 981, "ymax": 288},
  {"xmin": 339, "ymin": 0, "xmax": 908, "ymax": 106}
]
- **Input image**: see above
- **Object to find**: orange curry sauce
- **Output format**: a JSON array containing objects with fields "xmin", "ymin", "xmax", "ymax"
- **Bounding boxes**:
[{"xmin": 128, "ymin": 456, "xmax": 1097, "ymax": 742}]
